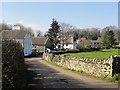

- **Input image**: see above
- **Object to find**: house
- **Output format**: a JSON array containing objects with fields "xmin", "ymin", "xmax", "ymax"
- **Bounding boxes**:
[
  {"xmin": 90, "ymin": 37, "xmax": 101, "ymax": 48},
  {"xmin": 32, "ymin": 37, "xmax": 53, "ymax": 53},
  {"xmin": 77, "ymin": 37, "xmax": 91, "ymax": 48},
  {"xmin": 77, "ymin": 37, "xmax": 101, "ymax": 49},
  {"xmin": 12, "ymin": 25, "xmax": 20, "ymax": 30},
  {"xmin": 62, "ymin": 35, "xmax": 77, "ymax": 50},
  {"xmin": 2, "ymin": 30, "xmax": 32, "ymax": 56}
]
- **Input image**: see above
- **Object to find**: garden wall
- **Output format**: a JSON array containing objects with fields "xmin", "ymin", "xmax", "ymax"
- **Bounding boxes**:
[{"xmin": 43, "ymin": 53, "xmax": 120, "ymax": 77}]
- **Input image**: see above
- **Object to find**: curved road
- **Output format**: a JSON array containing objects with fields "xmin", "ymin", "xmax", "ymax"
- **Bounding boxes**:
[{"xmin": 25, "ymin": 58, "xmax": 119, "ymax": 90}]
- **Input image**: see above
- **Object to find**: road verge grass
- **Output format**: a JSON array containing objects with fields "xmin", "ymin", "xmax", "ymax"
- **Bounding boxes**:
[{"xmin": 43, "ymin": 59, "xmax": 120, "ymax": 83}]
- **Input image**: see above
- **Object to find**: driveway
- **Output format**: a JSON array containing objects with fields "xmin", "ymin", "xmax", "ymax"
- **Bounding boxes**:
[{"xmin": 25, "ymin": 58, "xmax": 119, "ymax": 90}]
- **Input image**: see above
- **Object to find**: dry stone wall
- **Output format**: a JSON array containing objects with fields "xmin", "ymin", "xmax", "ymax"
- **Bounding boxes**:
[{"xmin": 43, "ymin": 53, "xmax": 120, "ymax": 77}]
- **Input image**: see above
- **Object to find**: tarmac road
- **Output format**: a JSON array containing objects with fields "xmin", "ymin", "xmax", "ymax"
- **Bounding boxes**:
[{"xmin": 25, "ymin": 58, "xmax": 119, "ymax": 90}]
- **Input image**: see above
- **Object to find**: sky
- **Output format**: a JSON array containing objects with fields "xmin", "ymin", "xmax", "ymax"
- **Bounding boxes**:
[{"xmin": 1, "ymin": 2, "xmax": 118, "ymax": 35}]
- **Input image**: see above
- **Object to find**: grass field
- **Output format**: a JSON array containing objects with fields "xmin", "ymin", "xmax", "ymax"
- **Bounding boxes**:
[{"xmin": 64, "ymin": 49, "xmax": 119, "ymax": 59}]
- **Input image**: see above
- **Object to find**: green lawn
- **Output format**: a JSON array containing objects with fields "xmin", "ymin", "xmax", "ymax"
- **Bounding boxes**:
[{"xmin": 64, "ymin": 49, "xmax": 119, "ymax": 59}]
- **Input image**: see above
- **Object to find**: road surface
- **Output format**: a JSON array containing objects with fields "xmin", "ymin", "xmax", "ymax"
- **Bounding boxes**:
[{"xmin": 25, "ymin": 58, "xmax": 119, "ymax": 90}]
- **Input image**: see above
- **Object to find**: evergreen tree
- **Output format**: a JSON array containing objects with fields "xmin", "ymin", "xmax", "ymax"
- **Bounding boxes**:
[
  {"xmin": 102, "ymin": 28, "xmax": 116, "ymax": 48},
  {"xmin": 47, "ymin": 19, "xmax": 60, "ymax": 49},
  {"xmin": 73, "ymin": 31, "xmax": 79, "ymax": 41}
]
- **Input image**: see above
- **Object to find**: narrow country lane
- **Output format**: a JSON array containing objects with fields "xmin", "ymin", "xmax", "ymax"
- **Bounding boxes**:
[{"xmin": 25, "ymin": 58, "xmax": 119, "ymax": 90}]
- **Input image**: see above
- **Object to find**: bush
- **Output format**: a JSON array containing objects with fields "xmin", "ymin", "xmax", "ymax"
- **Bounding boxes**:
[
  {"xmin": 111, "ymin": 74, "xmax": 120, "ymax": 82},
  {"xmin": 2, "ymin": 40, "xmax": 27, "ymax": 90},
  {"xmin": 66, "ymin": 49, "xmax": 79, "ymax": 53}
]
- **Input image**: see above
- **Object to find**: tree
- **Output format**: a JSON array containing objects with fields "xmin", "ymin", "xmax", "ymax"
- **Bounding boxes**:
[
  {"xmin": 73, "ymin": 31, "xmax": 79, "ymax": 41},
  {"xmin": 89, "ymin": 28, "xmax": 101, "ymax": 40},
  {"xmin": 0, "ymin": 22, "xmax": 12, "ymax": 31},
  {"xmin": 102, "ymin": 28, "xmax": 116, "ymax": 48},
  {"xmin": 36, "ymin": 30, "xmax": 43, "ymax": 37},
  {"xmin": 46, "ymin": 19, "xmax": 60, "ymax": 49},
  {"xmin": 15, "ymin": 23, "xmax": 35, "ymax": 37},
  {"xmin": 59, "ymin": 22, "xmax": 76, "ymax": 37},
  {"xmin": 59, "ymin": 22, "xmax": 75, "ymax": 32}
]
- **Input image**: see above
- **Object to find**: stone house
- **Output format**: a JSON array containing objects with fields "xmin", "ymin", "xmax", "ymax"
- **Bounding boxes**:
[
  {"xmin": 77, "ymin": 37, "xmax": 101, "ymax": 49},
  {"xmin": 32, "ymin": 37, "xmax": 53, "ymax": 53},
  {"xmin": 2, "ymin": 30, "xmax": 32, "ymax": 56},
  {"xmin": 90, "ymin": 37, "xmax": 101, "ymax": 48}
]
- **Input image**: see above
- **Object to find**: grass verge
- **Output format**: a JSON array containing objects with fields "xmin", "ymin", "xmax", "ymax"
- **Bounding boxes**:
[{"xmin": 43, "ymin": 59, "xmax": 120, "ymax": 83}]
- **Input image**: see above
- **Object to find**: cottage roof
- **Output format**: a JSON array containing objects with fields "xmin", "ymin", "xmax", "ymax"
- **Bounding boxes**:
[
  {"xmin": 32, "ymin": 37, "xmax": 48, "ymax": 45},
  {"xmin": 78, "ymin": 37, "xmax": 87, "ymax": 41},
  {"xmin": 63, "ymin": 35, "xmax": 73, "ymax": 44},
  {"xmin": 2, "ymin": 30, "xmax": 27, "ymax": 39},
  {"xmin": 90, "ymin": 37, "xmax": 101, "ymax": 42}
]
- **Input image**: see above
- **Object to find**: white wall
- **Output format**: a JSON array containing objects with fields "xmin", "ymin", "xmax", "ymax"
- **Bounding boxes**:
[
  {"xmin": 64, "ymin": 44, "xmax": 74, "ymax": 49},
  {"xmin": 23, "ymin": 34, "xmax": 32, "ymax": 56},
  {"xmin": 64, "ymin": 41, "xmax": 77, "ymax": 49}
]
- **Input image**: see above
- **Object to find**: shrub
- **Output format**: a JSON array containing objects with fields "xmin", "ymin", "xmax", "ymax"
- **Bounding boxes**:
[
  {"xmin": 2, "ymin": 40, "xmax": 27, "ymax": 90},
  {"xmin": 111, "ymin": 74, "xmax": 120, "ymax": 82},
  {"xmin": 66, "ymin": 49, "xmax": 79, "ymax": 53}
]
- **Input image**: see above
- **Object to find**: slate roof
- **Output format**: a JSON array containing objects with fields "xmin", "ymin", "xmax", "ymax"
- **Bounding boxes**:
[
  {"xmin": 90, "ymin": 37, "xmax": 101, "ymax": 43},
  {"xmin": 32, "ymin": 37, "xmax": 48, "ymax": 45},
  {"xmin": 2, "ymin": 30, "xmax": 27, "ymax": 39}
]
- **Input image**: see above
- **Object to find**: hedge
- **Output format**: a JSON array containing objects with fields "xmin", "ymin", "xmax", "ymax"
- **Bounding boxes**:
[{"xmin": 2, "ymin": 40, "xmax": 27, "ymax": 90}]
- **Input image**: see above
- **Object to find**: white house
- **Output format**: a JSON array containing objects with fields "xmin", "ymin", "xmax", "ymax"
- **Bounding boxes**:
[
  {"xmin": 12, "ymin": 25, "xmax": 20, "ymax": 30},
  {"xmin": 2, "ymin": 30, "xmax": 32, "ymax": 56},
  {"xmin": 63, "ymin": 35, "xmax": 77, "ymax": 50}
]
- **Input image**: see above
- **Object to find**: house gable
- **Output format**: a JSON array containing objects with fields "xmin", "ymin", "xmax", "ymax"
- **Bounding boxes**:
[{"xmin": 32, "ymin": 37, "xmax": 52, "ymax": 52}]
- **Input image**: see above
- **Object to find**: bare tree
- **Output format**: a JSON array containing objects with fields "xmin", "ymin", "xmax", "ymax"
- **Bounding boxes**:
[
  {"xmin": 0, "ymin": 22, "xmax": 12, "ymax": 31},
  {"xmin": 59, "ymin": 22, "xmax": 75, "ymax": 32},
  {"xmin": 36, "ymin": 30, "xmax": 43, "ymax": 37},
  {"xmin": 15, "ymin": 23, "xmax": 35, "ymax": 37}
]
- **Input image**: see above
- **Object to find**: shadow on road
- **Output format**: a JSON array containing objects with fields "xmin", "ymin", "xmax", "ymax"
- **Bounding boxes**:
[
  {"xmin": 25, "ymin": 58, "xmax": 118, "ymax": 90},
  {"xmin": 25, "ymin": 64, "xmax": 43, "ymax": 90}
]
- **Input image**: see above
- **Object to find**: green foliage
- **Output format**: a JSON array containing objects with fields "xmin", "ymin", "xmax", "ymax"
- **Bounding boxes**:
[
  {"xmin": 111, "ymin": 74, "xmax": 120, "ymax": 82},
  {"xmin": 64, "ymin": 49, "xmax": 118, "ymax": 59},
  {"xmin": 66, "ymin": 49, "xmax": 79, "ymax": 53},
  {"xmin": 2, "ymin": 40, "xmax": 27, "ymax": 89},
  {"xmin": 73, "ymin": 31, "xmax": 79, "ymax": 41},
  {"xmin": 102, "ymin": 28, "xmax": 116, "ymax": 48},
  {"xmin": 46, "ymin": 19, "xmax": 60, "ymax": 49}
]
